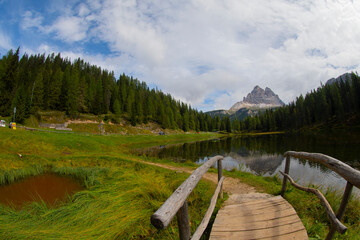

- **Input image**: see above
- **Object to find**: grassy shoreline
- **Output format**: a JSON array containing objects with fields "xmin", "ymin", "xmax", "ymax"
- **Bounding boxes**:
[
  {"xmin": 0, "ymin": 128, "xmax": 223, "ymax": 239},
  {"xmin": 0, "ymin": 128, "xmax": 359, "ymax": 239}
]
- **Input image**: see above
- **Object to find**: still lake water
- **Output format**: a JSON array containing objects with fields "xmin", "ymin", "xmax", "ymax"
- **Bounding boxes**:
[{"xmin": 139, "ymin": 133, "xmax": 360, "ymax": 195}]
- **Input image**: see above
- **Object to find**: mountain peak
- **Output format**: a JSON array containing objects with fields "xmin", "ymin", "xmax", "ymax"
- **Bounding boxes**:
[
  {"xmin": 229, "ymin": 86, "xmax": 284, "ymax": 113},
  {"xmin": 326, "ymin": 73, "xmax": 352, "ymax": 85}
]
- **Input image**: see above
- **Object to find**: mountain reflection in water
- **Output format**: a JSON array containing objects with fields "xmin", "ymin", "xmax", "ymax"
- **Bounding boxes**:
[{"xmin": 137, "ymin": 134, "xmax": 360, "ymax": 195}]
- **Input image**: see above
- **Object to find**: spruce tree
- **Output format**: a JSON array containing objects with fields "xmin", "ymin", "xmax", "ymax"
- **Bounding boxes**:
[
  {"xmin": 112, "ymin": 98, "xmax": 121, "ymax": 116},
  {"xmin": 32, "ymin": 72, "xmax": 44, "ymax": 109}
]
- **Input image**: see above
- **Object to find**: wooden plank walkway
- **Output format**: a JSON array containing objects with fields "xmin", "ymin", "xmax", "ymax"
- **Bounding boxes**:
[{"xmin": 210, "ymin": 195, "xmax": 308, "ymax": 239}]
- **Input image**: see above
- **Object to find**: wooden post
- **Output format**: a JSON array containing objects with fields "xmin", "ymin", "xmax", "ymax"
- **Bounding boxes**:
[
  {"xmin": 326, "ymin": 181, "xmax": 353, "ymax": 240},
  {"xmin": 176, "ymin": 201, "xmax": 190, "ymax": 240},
  {"xmin": 281, "ymin": 155, "xmax": 290, "ymax": 196},
  {"xmin": 218, "ymin": 159, "xmax": 223, "ymax": 199},
  {"xmin": 151, "ymin": 156, "xmax": 223, "ymax": 230}
]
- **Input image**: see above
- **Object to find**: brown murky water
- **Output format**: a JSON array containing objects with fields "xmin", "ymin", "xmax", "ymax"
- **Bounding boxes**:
[{"xmin": 0, "ymin": 173, "xmax": 84, "ymax": 208}]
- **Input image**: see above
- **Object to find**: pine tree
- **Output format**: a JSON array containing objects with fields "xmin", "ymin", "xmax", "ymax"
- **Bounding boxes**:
[
  {"xmin": 78, "ymin": 76, "xmax": 88, "ymax": 112},
  {"xmin": 60, "ymin": 66, "xmax": 71, "ymax": 111},
  {"xmin": 182, "ymin": 111, "xmax": 190, "ymax": 132},
  {"xmin": 0, "ymin": 48, "xmax": 20, "ymax": 116},
  {"xmin": 112, "ymin": 98, "xmax": 121, "ymax": 116},
  {"xmin": 11, "ymin": 86, "xmax": 30, "ymax": 123},
  {"xmin": 93, "ymin": 75, "xmax": 104, "ymax": 115},
  {"xmin": 32, "ymin": 72, "xmax": 44, "ymax": 109},
  {"xmin": 66, "ymin": 67, "xmax": 80, "ymax": 116}
]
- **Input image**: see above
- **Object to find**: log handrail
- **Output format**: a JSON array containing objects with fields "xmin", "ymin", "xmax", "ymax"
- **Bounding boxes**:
[
  {"xmin": 284, "ymin": 151, "xmax": 360, "ymax": 188},
  {"xmin": 151, "ymin": 155, "xmax": 224, "ymax": 240},
  {"xmin": 281, "ymin": 151, "xmax": 360, "ymax": 240}
]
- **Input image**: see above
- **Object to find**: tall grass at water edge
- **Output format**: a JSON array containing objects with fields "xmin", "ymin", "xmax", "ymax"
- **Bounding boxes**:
[
  {"xmin": 4, "ymin": 127, "xmax": 359, "ymax": 239},
  {"xmin": 0, "ymin": 158, "xmax": 216, "ymax": 239}
]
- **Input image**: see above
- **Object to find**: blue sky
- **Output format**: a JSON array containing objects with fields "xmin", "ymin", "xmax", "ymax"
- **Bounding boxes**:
[{"xmin": 1, "ymin": 0, "xmax": 360, "ymax": 112}]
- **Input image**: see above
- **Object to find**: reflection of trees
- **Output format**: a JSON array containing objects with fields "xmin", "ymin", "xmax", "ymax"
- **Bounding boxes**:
[{"xmin": 139, "ymin": 134, "xmax": 359, "ymax": 167}]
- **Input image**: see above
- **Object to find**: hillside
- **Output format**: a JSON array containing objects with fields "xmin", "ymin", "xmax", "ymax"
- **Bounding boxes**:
[
  {"xmin": 0, "ymin": 48, "xmax": 228, "ymax": 133},
  {"xmin": 239, "ymin": 72, "xmax": 360, "ymax": 132}
]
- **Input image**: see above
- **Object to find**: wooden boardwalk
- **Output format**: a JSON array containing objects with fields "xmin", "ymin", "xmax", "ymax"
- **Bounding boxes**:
[{"xmin": 210, "ymin": 195, "xmax": 308, "ymax": 240}]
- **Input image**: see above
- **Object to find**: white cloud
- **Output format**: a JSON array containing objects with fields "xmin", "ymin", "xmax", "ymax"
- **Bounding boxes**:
[
  {"xmin": 47, "ymin": 16, "xmax": 88, "ymax": 43},
  {"xmin": 0, "ymin": 28, "xmax": 12, "ymax": 51},
  {"xmin": 21, "ymin": 11, "xmax": 44, "ymax": 30},
  {"xmin": 19, "ymin": 0, "xmax": 360, "ymax": 111},
  {"xmin": 78, "ymin": 3, "xmax": 90, "ymax": 17}
]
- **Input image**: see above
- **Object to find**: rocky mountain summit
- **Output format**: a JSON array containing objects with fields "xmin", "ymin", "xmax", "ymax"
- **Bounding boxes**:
[
  {"xmin": 206, "ymin": 86, "xmax": 284, "ymax": 120},
  {"xmin": 326, "ymin": 73, "xmax": 352, "ymax": 85},
  {"xmin": 229, "ymin": 86, "xmax": 284, "ymax": 113}
]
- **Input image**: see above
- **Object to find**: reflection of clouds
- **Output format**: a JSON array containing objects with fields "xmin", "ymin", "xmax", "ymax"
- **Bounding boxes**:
[
  {"xmin": 142, "ymin": 139, "xmax": 360, "ymax": 197},
  {"xmin": 197, "ymin": 152, "xmax": 283, "ymax": 175},
  {"xmin": 228, "ymin": 152, "xmax": 283, "ymax": 175},
  {"xmin": 197, "ymin": 154, "xmax": 359, "ymax": 196},
  {"xmin": 275, "ymin": 158, "xmax": 359, "ymax": 196},
  {"xmin": 196, "ymin": 156, "xmax": 253, "ymax": 172}
]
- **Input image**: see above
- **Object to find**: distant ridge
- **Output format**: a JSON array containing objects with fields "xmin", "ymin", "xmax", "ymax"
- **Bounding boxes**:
[{"xmin": 206, "ymin": 86, "xmax": 284, "ymax": 120}]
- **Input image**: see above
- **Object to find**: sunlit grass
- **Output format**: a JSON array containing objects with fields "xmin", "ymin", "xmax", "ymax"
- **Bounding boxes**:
[
  {"xmin": 0, "ymin": 158, "xmax": 216, "ymax": 239},
  {"xmin": 0, "ymin": 128, "xmax": 220, "ymax": 239}
]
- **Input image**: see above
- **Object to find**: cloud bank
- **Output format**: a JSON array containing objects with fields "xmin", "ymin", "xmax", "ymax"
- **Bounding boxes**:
[{"xmin": 3, "ymin": 0, "xmax": 360, "ymax": 111}]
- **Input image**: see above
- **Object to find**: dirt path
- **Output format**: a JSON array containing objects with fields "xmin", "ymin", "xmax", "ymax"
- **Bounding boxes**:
[{"xmin": 140, "ymin": 161, "xmax": 272, "ymax": 204}]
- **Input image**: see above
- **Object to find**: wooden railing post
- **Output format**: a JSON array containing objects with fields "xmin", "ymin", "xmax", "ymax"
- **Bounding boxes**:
[
  {"xmin": 218, "ymin": 159, "xmax": 223, "ymax": 199},
  {"xmin": 326, "ymin": 181, "xmax": 354, "ymax": 240},
  {"xmin": 177, "ymin": 201, "xmax": 191, "ymax": 240},
  {"xmin": 151, "ymin": 155, "xmax": 224, "ymax": 239},
  {"xmin": 281, "ymin": 155, "xmax": 291, "ymax": 196},
  {"xmin": 282, "ymin": 151, "xmax": 360, "ymax": 238}
]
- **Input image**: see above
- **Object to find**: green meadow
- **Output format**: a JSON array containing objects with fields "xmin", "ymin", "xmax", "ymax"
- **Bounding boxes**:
[
  {"xmin": 0, "ymin": 127, "xmax": 359, "ymax": 239},
  {"xmin": 0, "ymin": 128, "xmax": 220, "ymax": 239}
]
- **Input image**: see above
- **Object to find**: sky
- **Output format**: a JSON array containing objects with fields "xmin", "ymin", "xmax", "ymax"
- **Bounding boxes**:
[{"xmin": 1, "ymin": 0, "xmax": 360, "ymax": 112}]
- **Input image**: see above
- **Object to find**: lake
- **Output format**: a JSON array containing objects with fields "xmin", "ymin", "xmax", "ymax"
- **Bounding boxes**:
[{"xmin": 138, "ymin": 133, "xmax": 360, "ymax": 195}]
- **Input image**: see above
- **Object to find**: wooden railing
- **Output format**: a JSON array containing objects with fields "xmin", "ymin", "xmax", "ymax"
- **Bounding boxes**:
[
  {"xmin": 151, "ymin": 155, "xmax": 224, "ymax": 240},
  {"xmin": 280, "ymin": 151, "xmax": 360, "ymax": 240}
]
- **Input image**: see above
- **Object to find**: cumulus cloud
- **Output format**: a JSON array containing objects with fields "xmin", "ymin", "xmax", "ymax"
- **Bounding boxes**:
[
  {"xmin": 16, "ymin": 0, "xmax": 360, "ymax": 111},
  {"xmin": 47, "ymin": 16, "xmax": 88, "ymax": 42},
  {"xmin": 0, "ymin": 28, "xmax": 12, "ymax": 51},
  {"xmin": 21, "ymin": 11, "xmax": 44, "ymax": 30}
]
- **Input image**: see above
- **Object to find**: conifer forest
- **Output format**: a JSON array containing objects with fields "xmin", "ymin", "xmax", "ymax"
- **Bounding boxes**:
[{"xmin": 1, "ymin": 48, "xmax": 359, "ymax": 133}]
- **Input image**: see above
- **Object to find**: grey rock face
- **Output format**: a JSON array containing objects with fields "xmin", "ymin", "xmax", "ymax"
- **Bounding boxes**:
[
  {"xmin": 205, "ymin": 85, "xmax": 285, "ymax": 120},
  {"xmin": 326, "ymin": 73, "xmax": 352, "ymax": 85},
  {"xmin": 229, "ymin": 86, "xmax": 284, "ymax": 113}
]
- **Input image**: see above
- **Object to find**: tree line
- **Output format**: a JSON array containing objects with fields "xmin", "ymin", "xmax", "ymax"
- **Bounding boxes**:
[
  {"xmin": 240, "ymin": 72, "xmax": 360, "ymax": 132},
  {"xmin": 2, "ymin": 49, "xmax": 358, "ymax": 133},
  {"xmin": 0, "ymin": 48, "xmax": 233, "ymax": 132}
]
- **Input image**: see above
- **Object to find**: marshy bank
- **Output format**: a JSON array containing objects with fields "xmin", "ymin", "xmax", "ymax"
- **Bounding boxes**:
[
  {"xmin": 0, "ymin": 128, "xmax": 220, "ymax": 239},
  {"xmin": 0, "ymin": 160, "xmax": 217, "ymax": 239},
  {"xmin": 0, "ymin": 127, "xmax": 359, "ymax": 239}
]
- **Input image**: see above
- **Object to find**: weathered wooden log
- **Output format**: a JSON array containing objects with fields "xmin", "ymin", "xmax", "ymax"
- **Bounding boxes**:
[
  {"xmin": 151, "ymin": 155, "xmax": 223, "ymax": 229},
  {"xmin": 284, "ymin": 151, "xmax": 360, "ymax": 189},
  {"xmin": 217, "ymin": 159, "xmax": 223, "ymax": 199},
  {"xmin": 326, "ymin": 181, "xmax": 354, "ymax": 240},
  {"xmin": 280, "ymin": 155, "xmax": 291, "ymax": 196},
  {"xmin": 177, "ymin": 201, "xmax": 190, "ymax": 240},
  {"xmin": 279, "ymin": 171, "xmax": 347, "ymax": 234},
  {"xmin": 191, "ymin": 176, "xmax": 224, "ymax": 240}
]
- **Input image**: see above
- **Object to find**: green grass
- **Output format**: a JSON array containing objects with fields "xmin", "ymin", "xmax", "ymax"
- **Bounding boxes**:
[
  {"xmin": 0, "ymin": 127, "xmax": 221, "ymax": 239},
  {"xmin": 1, "ymin": 127, "xmax": 359, "ymax": 239},
  {"xmin": 0, "ymin": 159, "xmax": 216, "ymax": 239}
]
